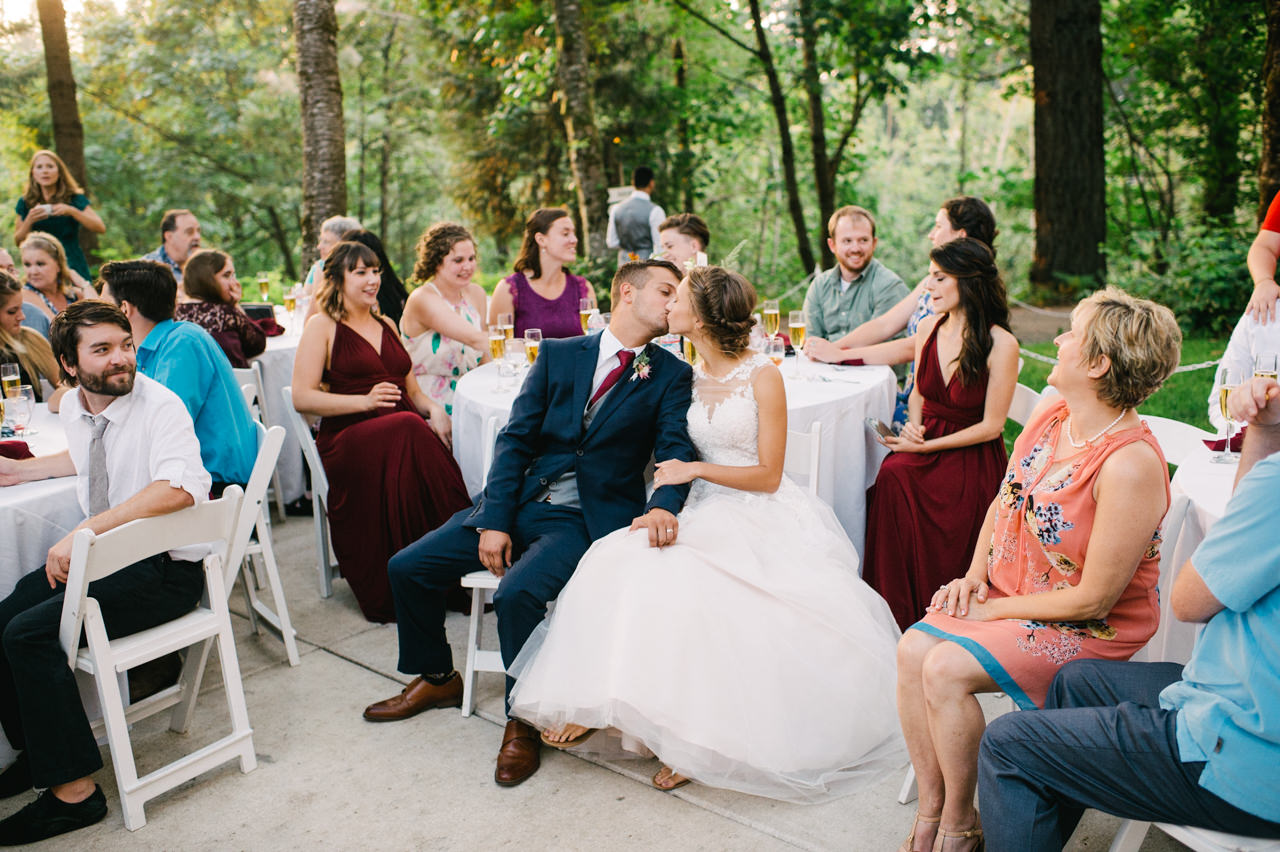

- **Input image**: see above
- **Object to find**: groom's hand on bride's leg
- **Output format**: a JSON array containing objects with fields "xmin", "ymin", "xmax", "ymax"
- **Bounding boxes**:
[
  {"xmin": 478, "ymin": 530, "xmax": 513, "ymax": 576},
  {"xmin": 630, "ymin": 508, "xmax": 679, "ymax": 548}
]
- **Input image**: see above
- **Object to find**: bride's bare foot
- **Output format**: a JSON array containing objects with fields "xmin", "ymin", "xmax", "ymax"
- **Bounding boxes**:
[
  {"xmin": 544, "ymin": 723, "xmax": 590, "ymax": 744},
  {"xmin": 651, "ymin": 766, "xmax": 691, "ymax": 791}
]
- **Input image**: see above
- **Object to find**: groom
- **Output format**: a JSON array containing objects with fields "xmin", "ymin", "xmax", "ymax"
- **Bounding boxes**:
[{"xmin": 364, "ymin": 259, "xmax": 696, "ymax": 786}]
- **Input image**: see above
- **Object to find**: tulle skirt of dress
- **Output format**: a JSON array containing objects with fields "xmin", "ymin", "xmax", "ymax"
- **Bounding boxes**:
[{"xmin": 507, "ymin": 482, "xmax": 908, "ymax": 804}]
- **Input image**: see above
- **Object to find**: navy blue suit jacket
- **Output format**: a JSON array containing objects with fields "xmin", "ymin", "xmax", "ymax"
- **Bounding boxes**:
[{"xmin": 467, "ymin": 334, "xmax": 695, "ymax": 541}]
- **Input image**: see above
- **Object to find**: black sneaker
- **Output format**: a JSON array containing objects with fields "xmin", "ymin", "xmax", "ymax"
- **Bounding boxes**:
[
  {"xmin": 0, "ymin": 755, "xmax": 29, "ymax": 800},
  {"xmin": 284, "ymin": 496, "xmax": 314, "ymax": 517},
  {"xmin": 0, "ymin": 786, "xmax": 107, "ymax": 845}
]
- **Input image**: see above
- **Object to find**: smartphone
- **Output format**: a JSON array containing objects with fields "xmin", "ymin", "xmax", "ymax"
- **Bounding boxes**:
[{"xmin": 864, "ymin": 417, "xmax": 895, "ymax": 440}]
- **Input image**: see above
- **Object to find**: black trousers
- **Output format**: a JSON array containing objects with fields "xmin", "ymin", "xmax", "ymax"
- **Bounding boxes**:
[{"xmin": 0, "ymin": 556, "xmax": 203, "ymax": 788}]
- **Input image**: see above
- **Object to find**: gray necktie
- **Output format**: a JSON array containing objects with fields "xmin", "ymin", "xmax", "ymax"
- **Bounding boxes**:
[{"xmin": 85, "ymin": 414, "xmax": 110, "ymax": 515}]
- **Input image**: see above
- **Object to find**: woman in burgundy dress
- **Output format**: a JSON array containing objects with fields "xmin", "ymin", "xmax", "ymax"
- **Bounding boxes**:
[
  {"xmin": 292, "ymin": 240, "xmax": 470, "ymax": 622},
  {"xmin": 862, "ymin": 238, "xmax": 1018, "ymax": 630},
  {"xmin": 487, "ymin": 208, "xmax": 595, "ymax": 339}
]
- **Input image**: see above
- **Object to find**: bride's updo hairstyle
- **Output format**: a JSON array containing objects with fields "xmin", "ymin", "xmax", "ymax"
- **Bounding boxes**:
[{"xmin": 686, "ymin": 265, "xmax": 757, "ymax": 355}]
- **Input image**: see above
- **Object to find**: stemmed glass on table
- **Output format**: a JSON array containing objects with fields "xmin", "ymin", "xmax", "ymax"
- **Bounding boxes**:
[
  {"xmin": 8, "ymin": 385, "xmax": 33, "ymax": 436},
  {"xmin": 1213, "ymin": 365, "xmax": 1242, "ymax": 463},
  {"xmin": 788, "ymin": 310, "xmax": 807, "ymax": 377}
]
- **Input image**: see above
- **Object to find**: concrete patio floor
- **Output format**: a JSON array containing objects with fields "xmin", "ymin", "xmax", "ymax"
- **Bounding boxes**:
[{"xmin": 0, "ymin": 512, "xmax": 1188, "ymax": 850}]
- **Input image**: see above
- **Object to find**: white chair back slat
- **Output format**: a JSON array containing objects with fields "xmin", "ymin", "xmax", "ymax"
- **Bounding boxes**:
[
  {"xmin": 281, "ymin": 385, "xmax": 329, "ymax": 501},
  {"xmin": 1141, "ymin": 414, "xmax": 1214, "ymax": 468},
  {"xmin": 1008, "ymin": 383, "xmax": 1042, "ymax": 428}
]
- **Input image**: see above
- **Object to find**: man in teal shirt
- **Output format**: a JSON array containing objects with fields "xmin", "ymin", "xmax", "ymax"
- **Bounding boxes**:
[
  {"xmin": 802, "ymin": 205, "xmax": 907, "ymax": 343},
  {"xmin": 100, "ymin": 259, "xmax": 256, "ymax": 489},
  {"xmin": 977, "ymin": 377, "xmax": 1280, "ymax": 849}
]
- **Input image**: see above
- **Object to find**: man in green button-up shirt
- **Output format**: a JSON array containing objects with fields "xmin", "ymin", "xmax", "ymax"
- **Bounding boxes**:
[{"xmin": 803, "ymin": 206, "xmax": 908, "ymax": 345}]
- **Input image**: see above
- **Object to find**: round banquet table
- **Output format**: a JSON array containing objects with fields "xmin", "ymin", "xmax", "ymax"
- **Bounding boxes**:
[
  {"xmin": 251, "ymin": 322, "xmax": 306, "ymax": 503},
  {"xmin": 451, "ymin": 355, "xmax": 897, "ymax": 559},
  {"xmin": 0, "ymin": 404, "xmax": 83, "ymax": 599}
]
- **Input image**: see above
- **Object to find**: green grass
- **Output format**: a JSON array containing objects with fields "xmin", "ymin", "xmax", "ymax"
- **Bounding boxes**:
[{"xmin": 1003, "ymin": 333, "xmax": 1228, "ymax": 453}]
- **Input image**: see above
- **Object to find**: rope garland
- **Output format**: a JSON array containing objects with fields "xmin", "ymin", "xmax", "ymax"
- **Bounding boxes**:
[{"xmin": 1019, "ymin": 347, "xmax": 1218, "ymax": 374}]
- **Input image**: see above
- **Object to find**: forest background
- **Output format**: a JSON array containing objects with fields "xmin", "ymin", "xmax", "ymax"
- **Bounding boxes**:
[{"xmin": 0, "ymin": 0, "xmax": 1276, "ymax": 432}]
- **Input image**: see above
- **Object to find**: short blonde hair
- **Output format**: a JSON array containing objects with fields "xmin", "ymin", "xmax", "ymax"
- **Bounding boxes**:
[{"xmin": 1077, "ymin": 287, "xmax": 1181, "ymax": 409}]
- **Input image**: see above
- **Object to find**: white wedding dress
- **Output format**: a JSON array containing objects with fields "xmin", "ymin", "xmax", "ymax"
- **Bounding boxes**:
[{"xmin": 507, "ymin": 354, "xmax": 907, "ymax": 803}]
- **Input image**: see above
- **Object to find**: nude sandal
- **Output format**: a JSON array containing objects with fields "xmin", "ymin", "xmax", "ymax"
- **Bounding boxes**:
[
  {"xmin": 932, "ymin": 820, "xmax": 984, "ymax": 852},
  {"xmin": 651, "ymin": 766, "xmax": 691, "ymax": 791},
  {"xmin": 540, "ymin": 727, "xmax": 599, "ymax": 749},
  {"xmin": 898, "ymin": 812, "xmax": 940, "ymax": 852}
]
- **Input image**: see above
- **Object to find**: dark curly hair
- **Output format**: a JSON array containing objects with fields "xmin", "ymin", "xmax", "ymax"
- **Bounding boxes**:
[
  {"xmin": 412, "ymin": 222, "xmax": 475, "ymax": 282},
  {"xmin": 685, "ymin": 266, "xmax": 757, "ymax": 356},
  {"xmin": 929, "ymin": 237, "xmax": 1010, "ymax": 387}
]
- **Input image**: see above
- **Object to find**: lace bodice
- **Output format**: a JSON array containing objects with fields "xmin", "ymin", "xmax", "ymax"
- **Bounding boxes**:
[{"xmin": 687, "ymin": 353, "xmax": 797, "ymax": 504}]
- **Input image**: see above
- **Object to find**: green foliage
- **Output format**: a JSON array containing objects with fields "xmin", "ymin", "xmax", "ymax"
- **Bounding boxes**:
[{"xmin": 1105, "ymin": 225, "xmax": 1252, "ymax": 337}]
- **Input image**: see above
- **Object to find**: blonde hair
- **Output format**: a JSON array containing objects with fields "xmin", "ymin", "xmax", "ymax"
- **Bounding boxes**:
[
  {"xmin": 1077, "ymin": 287, "xmax": 1182, "ymax": 409},
  {"xmin": 20, "ymin": 233, "xmax": 77, "ymax": 298},
  {"xmin": 0, "ymin": 272, "xmax": 59, "ymax": 400},
  {"xmin": 21, "ymin": 149, "xmax": 83, "ymax": 207}
]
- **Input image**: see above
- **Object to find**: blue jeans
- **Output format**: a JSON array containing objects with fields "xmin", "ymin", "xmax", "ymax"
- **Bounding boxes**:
[
  {"xmin": 978, "ymin": 659, "xmax": 1280, "ymax": 851},
  {"xmin": 387, "ymin": 501, "xmax": 591, "ymax": 714}
]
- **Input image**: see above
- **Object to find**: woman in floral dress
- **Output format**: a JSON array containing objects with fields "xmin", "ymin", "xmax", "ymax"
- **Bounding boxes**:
[{"xmin": 893, "ymin": 287, "xmax": 1183, "ymax": 852}]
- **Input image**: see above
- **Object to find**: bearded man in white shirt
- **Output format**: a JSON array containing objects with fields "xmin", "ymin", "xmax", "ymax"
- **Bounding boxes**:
[{"xmin": 0, "ymin": 300, "xmax": 211, "ymax": 845}]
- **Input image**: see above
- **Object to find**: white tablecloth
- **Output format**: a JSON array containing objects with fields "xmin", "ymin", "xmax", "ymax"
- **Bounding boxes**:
[
  {"xmin": 252, "ymin": 330, "xmax": 305, "ymax": 503},
  {"xmin": 451, "ymin": 356, "xmax": 896, "ymax": 558},
  {"xmin": 0, "ymin": 404, "xmax": 82, "ymax": 598}
]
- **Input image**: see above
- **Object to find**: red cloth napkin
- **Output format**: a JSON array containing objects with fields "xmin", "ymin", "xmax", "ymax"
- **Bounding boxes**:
[
  {"xmin": 1202, "ymin": 427, "xmax": 1245, "ymax": 453},
  {"xmin": 0, "ymin": 440, "xmax": 34, "ymax": 460},
  {"xmin": 838, "ymin": 357, "xmax": 866, "ymax": 366},
  {"xmin": 253, "ymin": 316, "xmax": 286, "ymax": 337}
]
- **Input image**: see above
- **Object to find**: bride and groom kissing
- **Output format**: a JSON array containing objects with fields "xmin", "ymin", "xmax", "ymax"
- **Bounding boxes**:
[{"xmin": 363, "ymin": 259, "xmax": 906, "ymax": 802}]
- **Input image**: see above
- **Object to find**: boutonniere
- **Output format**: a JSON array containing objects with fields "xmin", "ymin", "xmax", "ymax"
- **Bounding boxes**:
[{"xmin": 630, "ymin": 350, "xmax": 652, "ymax": 382}]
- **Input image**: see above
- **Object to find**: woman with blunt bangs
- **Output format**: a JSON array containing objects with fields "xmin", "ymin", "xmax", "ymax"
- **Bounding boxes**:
[{"xmin": 291, "ymin": 241, "xmax": 470, "ymax": 623}]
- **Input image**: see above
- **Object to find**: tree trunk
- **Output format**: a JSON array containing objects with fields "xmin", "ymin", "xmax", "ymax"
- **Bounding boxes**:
[
  {"xmin": 674, "ymin": 39, "xmax": 695, "ymax": 214},
  {"xmin": 36, "ymin": 0, "xmax": 95, "ymax": 260},
  {"xmin": 748, "ymin": 0, "xmax": 816, "ymax": 274},
  {"xmin": 1195, "ymin": 2, "xmax": 1250, "ymax": 222},
  {"xmin": 1260, "ymin": 0, "xmax": 1280, "ymax": 224},
  {"xmin": 552, "ymin": 0, "xmax": 609, "ymax": 260},
  {"xmin": 1029, "ymin": 0, "xmax": 1106, "ymax": 301},
  {"xmin": 293, "ymin": 0, "xmax": 348, "ymax": 270},
  {"xmin": 797, "ymin": 0, "xmax": 834, "ymax": 269}
]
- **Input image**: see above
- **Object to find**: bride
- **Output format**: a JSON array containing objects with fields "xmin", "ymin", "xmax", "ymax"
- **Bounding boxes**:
[{"xmin": 507, "ymin": 266, "xmax": 906, "ymax": 803}]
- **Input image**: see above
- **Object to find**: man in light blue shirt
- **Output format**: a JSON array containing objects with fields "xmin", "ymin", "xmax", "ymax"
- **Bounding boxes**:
[
  {"xmin": 977, "ymin": 377, "xmax": 1280, "ymax": 849},
  {"xmin": 100, "ymin": 259, "xmax": 256, "ymax": 488}
]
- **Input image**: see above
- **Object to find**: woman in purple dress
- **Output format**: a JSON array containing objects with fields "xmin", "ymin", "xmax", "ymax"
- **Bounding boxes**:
[{"xmin": 487, "ymin": 208, "xmax": 596, "ymax": 339}]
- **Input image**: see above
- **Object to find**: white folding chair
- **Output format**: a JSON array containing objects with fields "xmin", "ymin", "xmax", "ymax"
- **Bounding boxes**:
[
  {"xmin": 281, "ymin": 385, "xmax": 339, "ymax": 598},
  {"xmin": 224, "ymin": 424, "xmax": 299, "ymax": 666},
  {"xmin": 233, "ymin": 362, "xmax": 286, "ymax": 520},
  {"xmin": 1141, "ymin": 414, "xmax": 1215, "ymax": 468},
  {"xmin": 60, "ymin": 488, "xmax": 255, "ymax": 830},
  {"xmin": 1109, "ymin": 822, "xmax": 1280, "ymax": 852},
  {"xmin": 1008, "ymin": 382, "xmax": 1042, "ymax": 428},
  {"xmin": 460, "ymin": 415, "xmax": 506, "ymax": 717},
  {"xmin": 784, "ymin": 421, "xmax": 822, "ymax": 496}
]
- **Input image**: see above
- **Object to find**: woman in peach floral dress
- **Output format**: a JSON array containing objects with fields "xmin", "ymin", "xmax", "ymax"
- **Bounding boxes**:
[{"xmin": 893, "ymin": 288, "xmax": 1183, "ymax": 852}]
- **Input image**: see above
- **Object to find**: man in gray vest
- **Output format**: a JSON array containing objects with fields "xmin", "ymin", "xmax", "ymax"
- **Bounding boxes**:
[{"xmin": 607, "ymin": 167, "xmax": 666, "ymax": 265}]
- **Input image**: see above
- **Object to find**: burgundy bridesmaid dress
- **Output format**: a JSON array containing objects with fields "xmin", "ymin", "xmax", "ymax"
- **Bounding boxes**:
[{"xmin": 317, "ymin": 321, "xmax": 471, "ymax": 622}]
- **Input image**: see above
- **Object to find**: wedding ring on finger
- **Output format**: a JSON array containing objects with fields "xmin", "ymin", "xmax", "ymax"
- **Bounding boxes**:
[{"xmin": 666, "ymin": 528, "xmax": 674, "ymax": 535}]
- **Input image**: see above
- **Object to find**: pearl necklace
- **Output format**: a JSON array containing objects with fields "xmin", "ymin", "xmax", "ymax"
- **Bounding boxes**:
[{"xmin": 1065, "ymin": 409, "xmax": 1129, "ymax": 449}]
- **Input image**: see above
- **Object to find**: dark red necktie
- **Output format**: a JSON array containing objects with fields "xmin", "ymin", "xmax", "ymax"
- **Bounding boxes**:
[{"xmin": 589, "ymin": 349, "xmax": 636, "ymax": 407}]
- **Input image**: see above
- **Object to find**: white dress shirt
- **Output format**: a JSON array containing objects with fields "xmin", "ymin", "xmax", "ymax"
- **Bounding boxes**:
[
  {"xmin": 591, "ymin": 327, "xmax": 646, "ymax": 401},
  {"xmin": 60, "ymin": 372, "xmax": 213, "ymax": 560},
  {"xmin": 1207, "ymin": 300, "xmax": 1280, "ymax": 435}
]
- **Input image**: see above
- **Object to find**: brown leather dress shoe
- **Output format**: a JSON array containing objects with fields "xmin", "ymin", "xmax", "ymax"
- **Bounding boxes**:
[
  {"xmin": 494, "ymin": 720, "xmax": 541, "ymax": 786},
  {"xmin": 362, "ymin": 674, "xmax": 462, "ymax": 722}
]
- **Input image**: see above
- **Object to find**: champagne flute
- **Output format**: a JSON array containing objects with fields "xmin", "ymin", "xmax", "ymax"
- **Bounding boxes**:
[
  {"xmin": 257, "ymin": 272, "xmax": 271, "ymax": 302},
  {"xmin": 579, "ymin": 297, "xmax": 593, "ymax": 334},
  {"xmin": 789, "ymin": 310, "xmax": 807, "ymax": 377},
  {"xmin": 763, "ymin": 300, "xmax": 780, "ymax": 339},
  {"xmin": 1213, "ymin": 365, "xmax": 1241, "ymax": 463},
  {"xmin": 1254, "ymin": 352, "xmax": 1278, "ymax": 380},
  {"xmin": 488, "ymin": 331, "xmax": 506, "ymax": 363},
  {"xmin": 525, "ymin": 328, "xmax": 542, "ymax": 365},
  {"xmin": 682, "ymin": 337, "xmax": 696, "ymax": 364},
  {"xmin": 498, "ymin": 312, "xmax": 514, "ymax": 341},
  {"xmin": 765, "ymin": 337, "xmax": 784, "ymax": 366},
  {"xmin": 0, "ymin": 363, "xmax": 19, "ymax": 399},
  {"xmin": 283, "ymin": 285, "xmax": 298, "ymax": 313}
]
